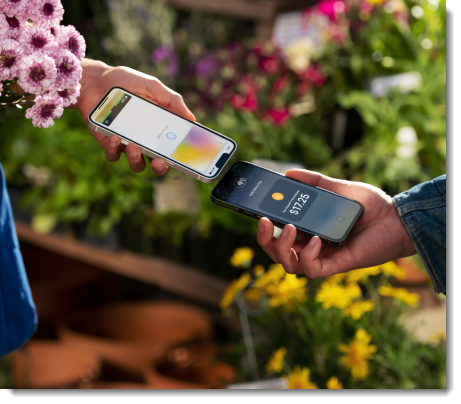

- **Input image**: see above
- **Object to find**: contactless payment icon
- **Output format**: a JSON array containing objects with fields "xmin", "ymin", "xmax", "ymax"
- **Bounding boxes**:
[{"xmin": 166, "ymin": 132, "xmax": 177, "ymax": 140}]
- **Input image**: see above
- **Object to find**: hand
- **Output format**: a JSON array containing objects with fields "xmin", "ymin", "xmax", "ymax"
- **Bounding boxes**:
[
  {"xmin": 257, "ymin": 169, "xmax": 417, "ymax": 278},
  {"xmin": 72, "ymin": 59, "xmax": 196, "ymax": 174}
]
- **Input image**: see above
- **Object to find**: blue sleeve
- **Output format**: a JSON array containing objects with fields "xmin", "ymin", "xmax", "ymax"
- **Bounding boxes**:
[
  {"xmin": 0, "ymin": 163, "xmax": 37, "ymax": 357},
  {"xmin": 393, "ymin": 175, "xmax": 446, "ymax": 295}
]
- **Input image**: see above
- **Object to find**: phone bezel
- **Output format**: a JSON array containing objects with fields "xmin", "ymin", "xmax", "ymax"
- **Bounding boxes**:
[
  {"xmin": 88, "ymin": 86, "xmax": 237, "ymax": 180},
  {"xmin": 211, "ymin": 161, "xmax": 364, "ymax": 245}
]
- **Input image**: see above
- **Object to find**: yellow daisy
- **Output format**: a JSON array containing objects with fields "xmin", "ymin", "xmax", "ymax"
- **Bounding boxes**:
[
  {"xmin": 342, "ymin": 300, "xmax": 374, "ymax": 320},
  {"xmin": 327, "ymin": 273, "xmax": 346, "ymax": 284},
  {"xmin": 345, "ymin": 266, "xmax": 381, "ymax": 284},
  {"xmin": 380, "ymin": 261, "xmax": 406, "ymax": 280},
  {"xmin": 316, "ymin": 282, "xmax": 352, "ymax": 310},
  {"xmin": 254, "ymin": 263, "xmax": 286, "ymax": 289},
  {"xmin": 220, "ymin": 273, "xmax": 251, "ymax": 310},
  {"xmin": 265, "ymin": 347, "xmax": 286, "ymax": 374},
  {"xmin": 253, "ymin": 264, "xmax": 265, "ymax": 277},
  {"xmin": 326, "ymin": 376, "xmax": 343, "ymax": 389},
  {"xmin": 284, "ymin": 366, "xmax": 317, "ymax": 389},
  {"xmin": 266, "ymin": 274, "xmax": 307, "ymax": 310},
  {"xmin": 244, "ymin": 287, "xmax": 263, "ymax": 302},
  {"xmin": 378, "ymin": 284, "xmax": 420, "ymax": 307},
  {"xmin": 230, "ymin": 247, "xmax": 254, "ymax": 268}
]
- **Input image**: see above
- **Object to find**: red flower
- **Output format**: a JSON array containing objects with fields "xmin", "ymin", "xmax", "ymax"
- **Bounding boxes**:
[
  {"xmin": 272, "ymin": 76, "xmax": 289, "ymax": 93},
  {"xmin": 300, "ymin": 65, "xmax": 326, "ymax": 88},
  {"xmin": 297, "ymin": 82, "xmax": 311, "ymax": 96},
  {"xmin": 267, "ymin": 107, "xmax": 290, "ymax": 126},
  {"xmin": 231, "ymin": 93, "xmax": 258, "ymax": 112},
  {"xmin": 259, "ymin": 56, "xmax": 279, "ymax": 74}
]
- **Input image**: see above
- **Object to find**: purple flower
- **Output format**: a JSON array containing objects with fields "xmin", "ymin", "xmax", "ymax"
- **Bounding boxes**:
[
  {"xmin": 56, "ymin": 82, "xmax": 80, "ymax": 107},
  {"xmin": 19, "ymin": 25, "xmax": 58, "ymax": 55},
  {"xmin": 53, "ymin": 48, "xmax": 82, "ymax": 90},
  {"xmin": 3, "ymin": 13, "xmax": 28, "ymax": 39},
  {"xmin": 56, "ymin": 25, "xmax": 86, "ymax": 59},
  {"xmin": 29, "ymin": 0, "xmax": 64, "ymax": 27},
  {"xmin": 195, "ymin": 54, "xmax": 217, "ymax": 77},
  {"xmin": 25, "ymin": 93, "xmax": 63, "ymax": 128},
  {"xmin": 18, "ymin": 52, "xmax": 57, "ymax": 94},
  {"xmin": 0, "ymin": 0, "xmax": 28, "ymax": 18},
  {"xmin": 151, "ymin": 45, "xmax": 179, "ymax": 76},
  {"xmin": 0, "ymin": 38, "xmax": 23, "ymax": 81}
]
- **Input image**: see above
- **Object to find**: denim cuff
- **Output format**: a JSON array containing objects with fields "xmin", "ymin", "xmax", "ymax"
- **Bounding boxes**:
[{"xmin": 393, "ymin": 175, "xmax": 446, "ymax": 294}]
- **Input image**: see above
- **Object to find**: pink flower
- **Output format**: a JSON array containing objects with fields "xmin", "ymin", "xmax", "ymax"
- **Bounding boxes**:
[
  {"xmin": 56, "ymin": 25, "xmax": 86, "ymax": 59},
  {"xmin": 259, "ymin": 55, "xmax": 279, "ymax": 74},
  {"xmin": 53, "ymin": 48, "xmax": 82, "ymax": 90},
  {"xmin": 230, "ymin": 93, "xmax": 258, "ymax": 112},
  {"xmin": 3, "ymin": 13, "xmax": 28, "ymax": 39},
  {"xmin": 0, "ymin": 13, "xmax": 8, "ymax": 37},
  {"xmin": 297, "ymin": 82, "xmax": 311, "ymax": 96},
  {"xmin": 18, "ymin": 52, "xmax": 57, "ymax": 94},
  {"xmin": 300, "ymin": 65, "xmax": 326, "ymax": 88},
  {"xmin": 0, "ymin": 0, "xmax": 28, "ymax": 17},
  {"xmin": 272, "ymin": 76, "xmax": 289, "ymax": 93},
  {"xmin": 29, "ymin": 0, "xmax": 64, "ymax": 27},
  {"xmin": 0, "ymin": 38, "xmax": 23, "ymax": 80},
  {"xmin": 56, "ymin": 82, "xmax": 80, "ymax": 107},
  {"xmin": 267, "ymin": 107, "xmax": 290, "ymax": 126},
  {"xmin": 19, "ymin": 25, "xmax": 58, "ymax": 55},
  {"xmin": 318, "ymin": 0, "xmax": 346, "ymax": 23},
  {"xmin": 25, "ymin": 93, "xmax": 63, "ymax": 128}
]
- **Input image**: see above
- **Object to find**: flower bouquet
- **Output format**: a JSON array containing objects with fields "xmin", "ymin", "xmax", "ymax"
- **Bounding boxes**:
[{"xmin": 0, "ymin": 0, "xmax": 85, "ymax": 127}]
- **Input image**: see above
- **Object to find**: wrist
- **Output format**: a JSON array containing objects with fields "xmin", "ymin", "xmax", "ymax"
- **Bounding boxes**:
[{"xmin": 390, "ymin": 198, "xmax": 418, "ymax": 257}]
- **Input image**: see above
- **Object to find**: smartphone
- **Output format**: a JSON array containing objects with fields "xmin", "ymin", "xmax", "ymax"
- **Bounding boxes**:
[
  {"xmin": 88, "ymin": 87, "xmax": 237, "ymax": 183},
  {"xmin": 211, "ymin": 161, "xmax": 363, "ymax": 247}
]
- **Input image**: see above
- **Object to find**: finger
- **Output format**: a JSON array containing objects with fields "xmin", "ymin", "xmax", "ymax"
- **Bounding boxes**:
[
  {"xmin": 285, "ymin": 169, "xmax": 349, "ymax": 194},
  {"xmin": 150, "ymin": 158, "xmax": 170, "ymax": 176},
  {"xmin": 104, "ymin": 136, "xmax": 122, "ymax": 162},
  {"xmin": 298, "ymin": 236, "xmax": 324, "ymax": 278},
  {"xmin": 125, "ymin": 143, "xmax": 146, "ymax": 173},
  {"xmin": 274, "ymin": 225, "xmax": 302, "ymax": 274},
  {"xmin": 256, "ymin": 217, "xmax": 279, "ymax": 263}
]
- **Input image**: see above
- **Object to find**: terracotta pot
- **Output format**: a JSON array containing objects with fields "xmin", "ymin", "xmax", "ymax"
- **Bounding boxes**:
[
  {"xmin": 10, "ymin": 341, "xmax": 100, "ymax": 389},
  {"xmin": 58, "ymin": 301, "xmax": 213, "ymax": 373},
  {"xmin": 396, "ymin": 257, "xmax": 430, "ymax": 285}
]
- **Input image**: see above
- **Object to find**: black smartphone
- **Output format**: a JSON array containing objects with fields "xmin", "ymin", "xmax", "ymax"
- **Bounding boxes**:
[{"xmin": 211, "ymin": 161, "xmax": 363, "ymax": 247}]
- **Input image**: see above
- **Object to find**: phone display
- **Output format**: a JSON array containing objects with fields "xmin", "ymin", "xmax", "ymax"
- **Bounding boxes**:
[
  {"xmin": 89, "ymin": 88, "xmax": 236, "ymax": 179},
  {"xmin": 211, "ymin": 162, "xmax": 363, "ymax": 244}
]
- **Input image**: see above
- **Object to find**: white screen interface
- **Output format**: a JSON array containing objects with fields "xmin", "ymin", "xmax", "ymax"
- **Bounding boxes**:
[{"xmin": 91, "ymin": 89, "xmax": 234, "ymax": 176}]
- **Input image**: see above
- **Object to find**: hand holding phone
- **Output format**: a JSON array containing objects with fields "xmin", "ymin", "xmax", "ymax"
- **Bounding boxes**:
[{"xmin": 256, "ymin": 170, "xmax": 417, "ymax": 279}]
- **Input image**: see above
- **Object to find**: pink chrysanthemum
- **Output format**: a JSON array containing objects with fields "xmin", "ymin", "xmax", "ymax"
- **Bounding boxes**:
[
  {"xmin": 0, "ymin": 13, "xmax": 8, "ymax": 37},
  {"xmin": 56, "ymin": 82, "xmax": 80, "ymax": 107},
  {"xmin": 56, "ymin": 25, "xmax": 85, "ymax": 59},
  {"xmin": 29, "ymin": 0, "xmax": 64, "ymax": 27},
  {"xmin": 25, "ymin": 93, "xmax": 63, "ymax": 128},
  {"xmin": 19, "ymin": 25, "xmax": 58, "ymax": 56},
  {"xmin": 0, "ymin": 0, "xmax": 28, "ymax": 18},
  {"xmin": 18, "ymin": 52, "xmax": 57, "ymax": 94},
  {"xmin": 3, "ymin": 13, "xmax": 28, "ymax": 39},
  {"xmin": 53, "ymin": 48, "xmax": 82, "ymax": 90},
  {"xmin": 0, "ymin": 38, "xmax": 23, "ymax": 81}
]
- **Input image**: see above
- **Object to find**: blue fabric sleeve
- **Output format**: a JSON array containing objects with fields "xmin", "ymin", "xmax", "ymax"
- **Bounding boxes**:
[
  {"xmin": 393, "ymin": 175, "xmax": 446, "ymax": 295},
  {"xmin": 0, "ymin": 163, "xmax": 37, "ymax": 357}
]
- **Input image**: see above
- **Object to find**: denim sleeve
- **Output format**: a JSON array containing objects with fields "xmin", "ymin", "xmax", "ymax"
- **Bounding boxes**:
[
  {"xmin": 0, "ymin": 163, "xmax": 37, "ymax": 356},
  {"xmin": 393, "ymin": 175, "xmax": 446, "ymax": 295}
]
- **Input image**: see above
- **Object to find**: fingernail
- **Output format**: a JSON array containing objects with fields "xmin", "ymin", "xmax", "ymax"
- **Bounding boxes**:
[
  {"xmin": 281, "ymin": 226, "xmax": 290, "ymax": 238},
  {"xmin": 128, "ymin": 148, "xmax": 137, "ymax": 158},
  {"xmin": 258, "ymin": 221, "xmax": 265, "ymax": 233},
  {"xmin": 110, "ymin": 138, "xmax": 117, "ymax": 148},
  {"xmin": 153, "ymin": 164, "xmax": 165, "ymax": 173},
  {"xmin": 309, "ymin": 236, "xmax": 318, "ymax": 246}
]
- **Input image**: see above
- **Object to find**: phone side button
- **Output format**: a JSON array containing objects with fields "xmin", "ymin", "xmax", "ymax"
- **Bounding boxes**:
[{"xmin": 120, "ymin": 139, "xmax": 130, "ymax": 146}]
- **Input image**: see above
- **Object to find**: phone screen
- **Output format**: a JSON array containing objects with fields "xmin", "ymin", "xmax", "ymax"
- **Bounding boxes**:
[
  {"xmin": 90, "ymin": 88, "xmax": 235, "ymax": 177},
  {"xmin": 212, "ymin": 162, "xmax": 363, "ymax": 242}
]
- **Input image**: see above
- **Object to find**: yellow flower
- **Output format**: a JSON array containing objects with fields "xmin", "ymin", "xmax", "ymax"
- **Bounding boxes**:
[
  {"xmin": 327, "ymin": 273, "xmax": 346, "ymax": 284},
  {"xmin": 338, "ymin": 329, "xmax": 377, "ymax": 380},
  {"xmin": 253, "ymin": 264, "xmax": 265, "ymax": 277},
  {"xmin": 345, "ymin": 266, "xmax": 381, "ymax": 283},
  {"xmin": 266, "ymin": 274, "xmax": 307, "ymax": 310},
  {"xmin": 342, "ymin": 300, "xmax": 374, "ymax": 320},
  {"xmin": 254, "ymin": 263, "xmax": 286, "ymax": 289},
  {"xmin": 380, "ymin": 261, "xmax": 406, "ymax": 280},
  {"xmin": 220, "ymin": 273, "xmax": 251, "ymax": 310},
  {"xmin": 265, "ymin": 347, "xmax": 286, "ymax": 374},
  {"xmin": 316, "ymin": 282, "xmax": 353, "ymax": 310},
  {"xmin": 244, "ymin": 287, "xmax": 263, "ymax": 302},
  {"xmin": 345, "ymin": 282, "xmax": 362, "ymax": 299},
  {"xmin": 230, "ymin": 247, "xmax": 254, "ymax": 268},
  {"xmin": 284, "ymin": 366, "xmax": 317, "ymax": 389},
  {"xmin": 326, "ymin": 376, "xmax": 343, "ymax": 389},
  {"xmin": 365, "ymin": 0, "xmax": 386, "ymax": 4},
  {"xmin": 378, "ymin": 284, "xmax": 420, "ymax": 307},
  {"xmin": 430, "ymin": 331, "xmax": 446, "ymax": 344}
]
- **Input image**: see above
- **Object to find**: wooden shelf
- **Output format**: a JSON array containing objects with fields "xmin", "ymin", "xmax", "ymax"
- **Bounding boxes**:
[{"xmin": 15, "ymin": 221, "xmax": 227, "ymax": 308}]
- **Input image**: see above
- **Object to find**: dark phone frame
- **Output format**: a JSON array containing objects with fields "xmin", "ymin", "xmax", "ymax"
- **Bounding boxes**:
[
  {"xmin": 210, "ymin": 161, "xmax": 364, "ymax": 247},
  {"xmin": 88, "ymin": 86, "xmax": 237, "ymax": 180}
]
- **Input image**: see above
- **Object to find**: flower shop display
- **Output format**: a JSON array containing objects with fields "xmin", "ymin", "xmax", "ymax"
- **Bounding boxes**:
[
  {"xmin": 219, "ymin": 247, "xmax": 446, "ymax": 389},
  {"xmin": 0, "ymin": 0, "xmax": 85, "ymax": 127}
]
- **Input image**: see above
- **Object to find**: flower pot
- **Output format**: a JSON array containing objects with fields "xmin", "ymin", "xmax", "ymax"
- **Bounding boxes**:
[
  {"xmin": 58, "ymin": 301, "xmax": 213, "ymax": 374},
  {"xmin": 10, "ymin": 341, "xmax": 100, "ymax": 389},
  {"xmin": 396, "ymin": 257, "xmax": 430, "ymax": 285}
]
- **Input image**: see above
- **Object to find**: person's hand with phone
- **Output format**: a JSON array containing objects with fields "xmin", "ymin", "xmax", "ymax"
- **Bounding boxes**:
[
  {"xmin": 72, "ymin": 59, "xmax": 196, "ymax": 174},
  {"xmin": 257, "ymin": 169, "xmax": 417, "ymax": 278}
]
